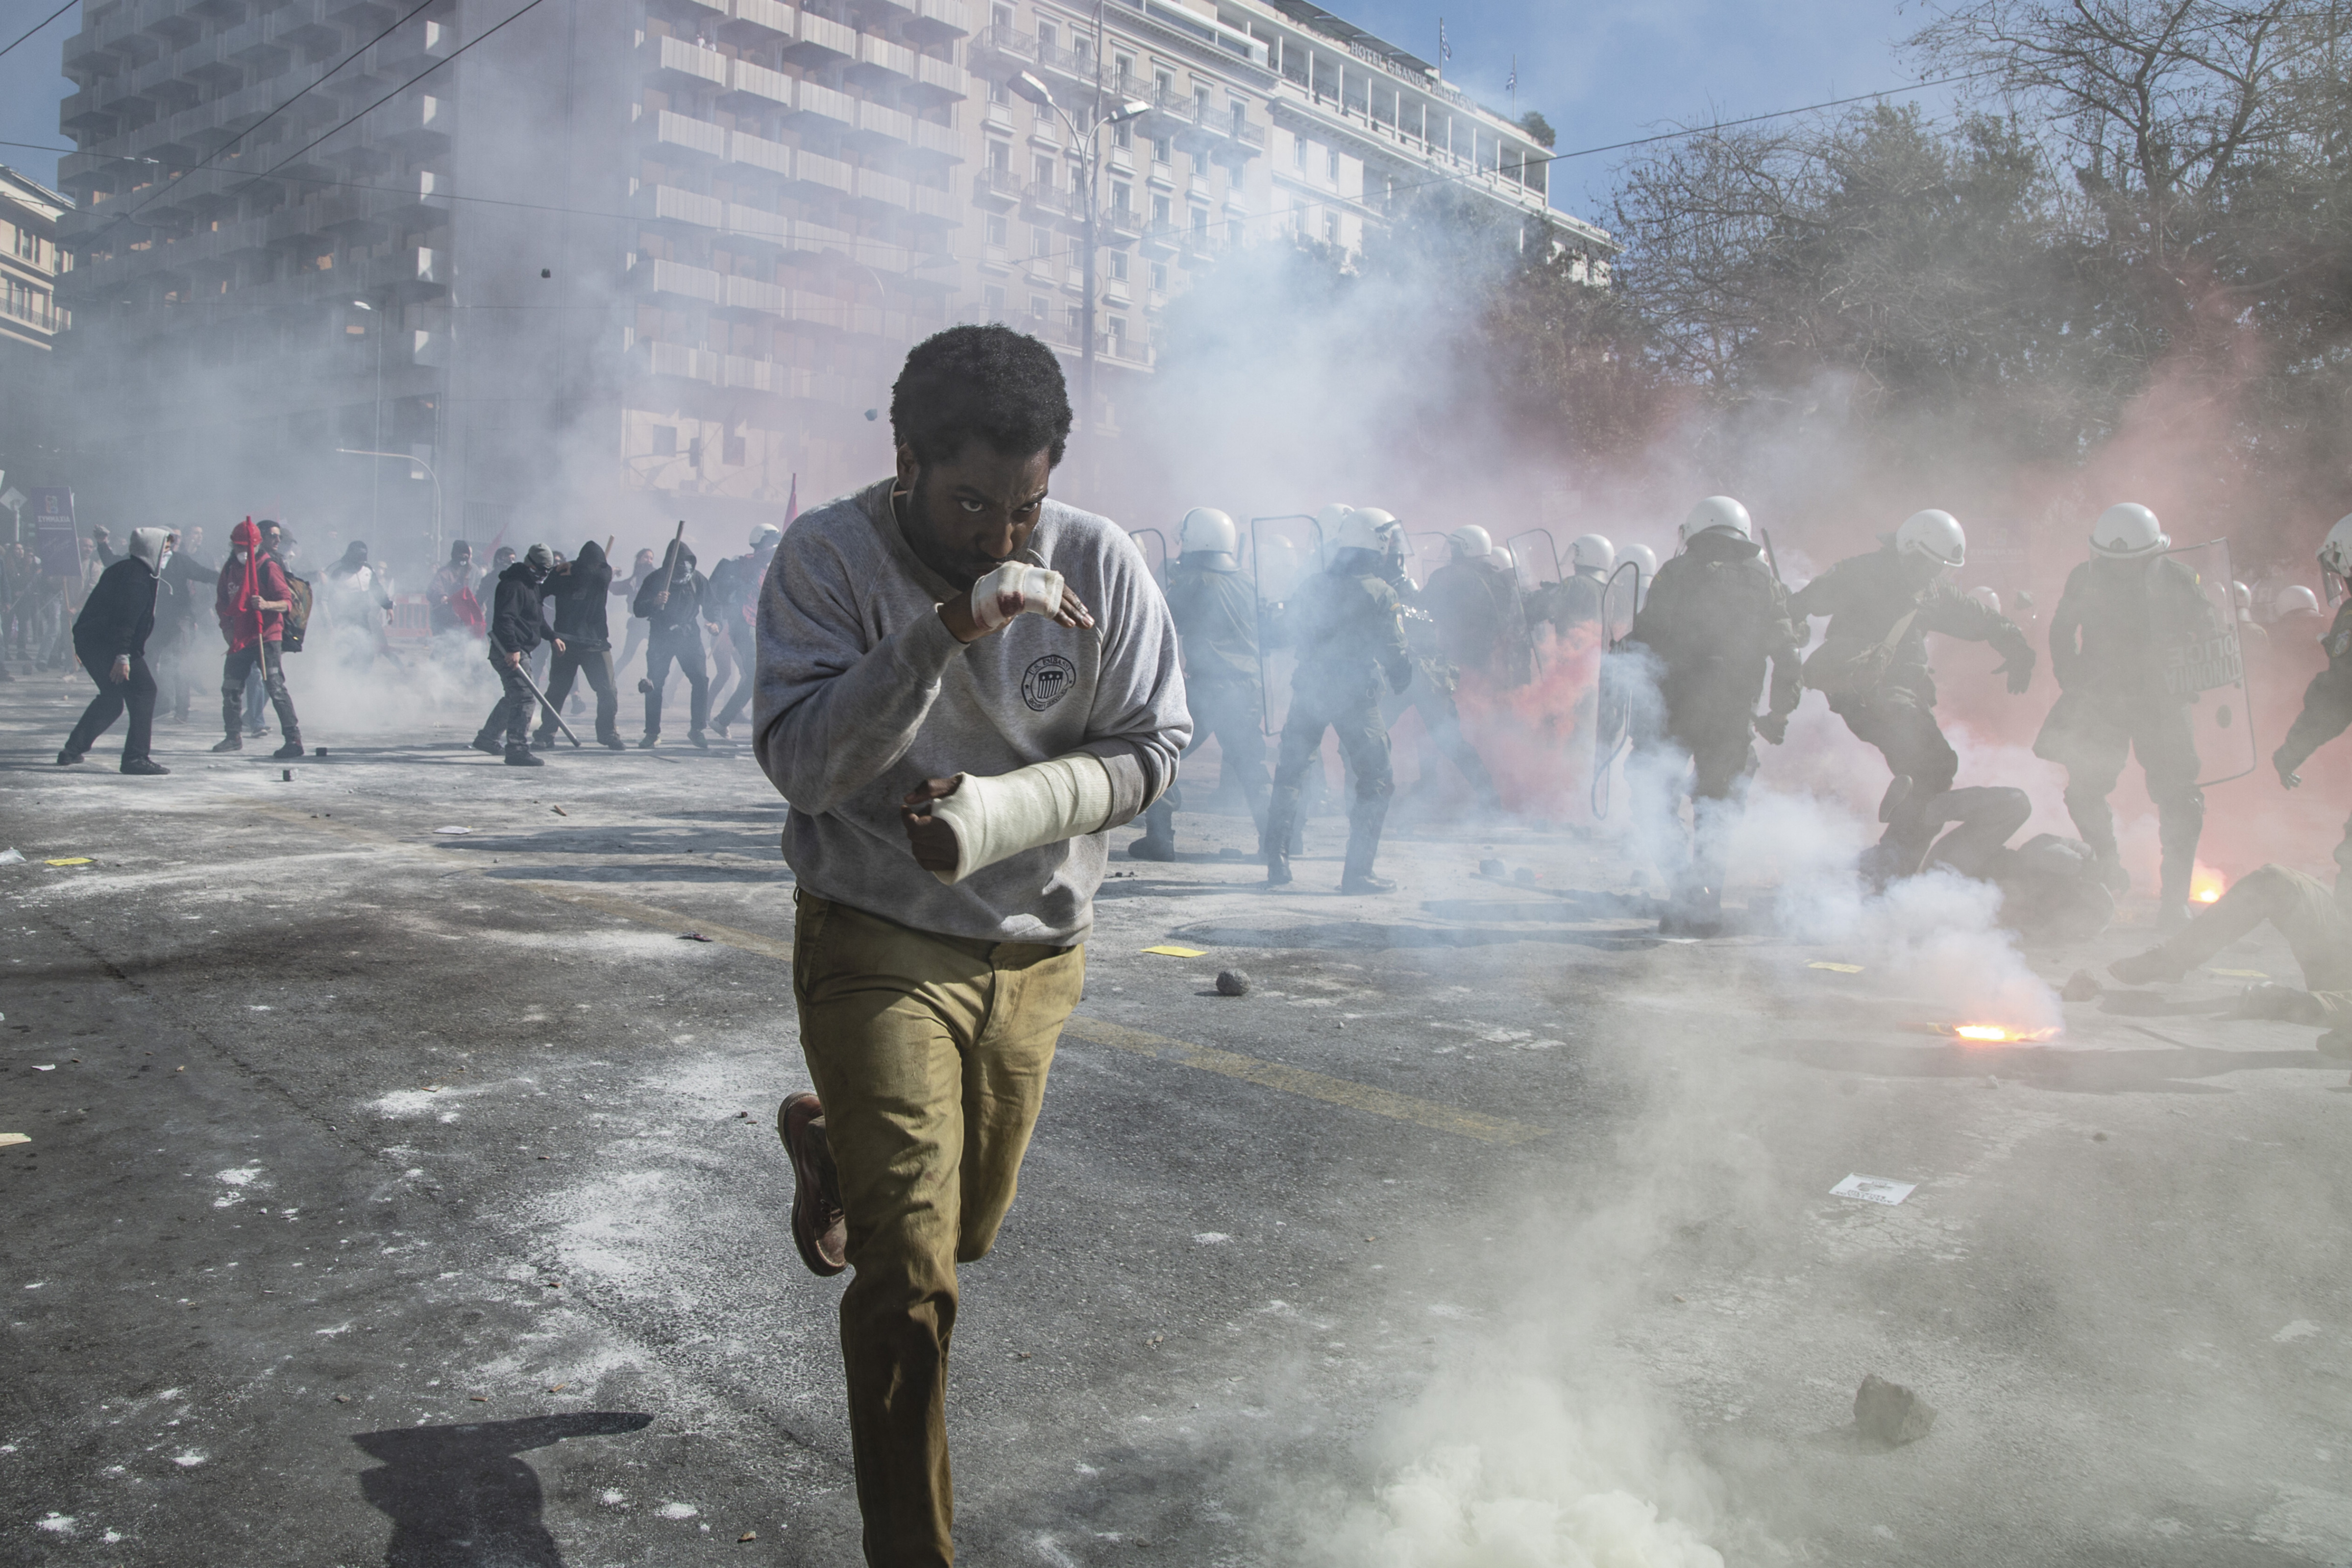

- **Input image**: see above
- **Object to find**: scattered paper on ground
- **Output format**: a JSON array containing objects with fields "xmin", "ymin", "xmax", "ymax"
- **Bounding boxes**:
[
  {"xmin": 1808, "ymin": 961, "xmax": 1864, "ymax": 974},
  {"xmin": 0, "ymin": 848, "xmax": 23, "ymax": 864},
  {"xmin": 45, "ymin": 858, "xmax": 93, "ymax": 867},
  {"xmin": 1832, "ymin": 1174, "xmax": 1917, "ymax": 1206},
  {"xmin": 1143, "ymin": 945, "xmax": 1209, "ymax": 958},
  {"xmin": 434, "ymin": 826, "xmax": 473, "ymax": 835},
  {"xmin": 0, "ymin": 1134, "xmax": 29, "ymax": 1148}
]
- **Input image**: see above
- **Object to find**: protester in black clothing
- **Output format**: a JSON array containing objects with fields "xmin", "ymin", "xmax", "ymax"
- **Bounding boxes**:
[
  {"xmin": 536, "ymin": 540, "xmax": 623, "ymax": 750},
  {"xmin": 59, "ymin": 528, "xmax": 172, "ymax": 774},
  {"xmin": 708, "ymin": 523, "xmax": 781, "ymax": 736},
  {"xmin": 473, "ymin": 544, "xmax": 555, "ymax": 766},
  {"xmin": 632, "ymin": 539, "xmax": 716, "ymax": 749}
]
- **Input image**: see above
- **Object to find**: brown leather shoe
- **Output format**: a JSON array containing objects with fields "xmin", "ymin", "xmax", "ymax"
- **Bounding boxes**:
[{"xmin": 777, "ymin": 1093, "xmax": 847, "ymax": 1277}]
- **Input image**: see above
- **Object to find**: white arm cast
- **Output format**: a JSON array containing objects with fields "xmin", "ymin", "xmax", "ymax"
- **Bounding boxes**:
[{"xmin": 925, "ymin": 753, "xmax": 1117, "ymax": 885}]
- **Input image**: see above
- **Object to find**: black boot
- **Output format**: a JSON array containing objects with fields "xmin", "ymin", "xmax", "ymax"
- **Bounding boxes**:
[
  {"xmin": 504, "ymin": 744, "xmax": 545, "ymax": 767},
  {"xmin": 1128, "ymin": 798, "xmax": 1176, "ymax": 860},
  {"xmin": 1339, "ymin": 795, "xmax": 1394, "ymax": 895}
]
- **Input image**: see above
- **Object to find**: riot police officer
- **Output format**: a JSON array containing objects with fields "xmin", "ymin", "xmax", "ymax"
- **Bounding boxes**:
[
  {"xmin": 1362, "ymin": 508, "xmax": 1503, "ymax": 815},
  {"xmin": 2033, "ymin": 502, "xmax": 2216, "ymax": 927},
  {"xmin": 1788, "ymin": 509, "xmax": 2035, "ymax": 880},
  {"xmin": 1131, "ymin": 507, "xmax": 1271, "ymax": 859},
  {"xmin": 2272, "ymin": 514, "xmax": 2352, "ymax": 862},
  {"xmin": 1424, "ymin": 524, "xmax": 1534, "ymax": 689},
  {"xmin": 1617, "ymin": 496, "xmax": 1801, "ymax": 934},
  {"xmin": 1264, "ymin": 508, "xmax": 1414, "ymax": 893}
]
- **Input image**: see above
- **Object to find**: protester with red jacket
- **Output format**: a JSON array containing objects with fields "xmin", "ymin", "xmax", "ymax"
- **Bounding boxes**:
[{"xmin": 214, "ymin": 518, "xmax": 303, "ymax": 758}]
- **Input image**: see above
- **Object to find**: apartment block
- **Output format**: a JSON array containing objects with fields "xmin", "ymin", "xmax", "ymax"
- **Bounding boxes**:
[
  {"xmin": 0, "ymin": 166, "xmax": 73, "ymax": 495},
  {"xmin": 51, "ymin": 0, "xmax": 1607, "ymax": 559}
]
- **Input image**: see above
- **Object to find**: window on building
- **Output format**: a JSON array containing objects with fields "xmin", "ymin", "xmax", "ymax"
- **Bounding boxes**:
[
  {"xmin": 1108, "ymin": 249, "xmax": 1127, "ymax": 280},
  {"xmin": 1149, "ymin": 260, "xmax": 1167, "ymax": 292},
  {"xmin": 985, "ymin": 213, "xmax": 1006, "ymax": 246},
  {"xmin": 1194, "ymin": 87, "xmax": 1210, "ymax": 121},
  {"xmin": 1327, "ymin": 146, "xmax": 1339, "ymax": 180},
  {"xmin": 1231, "ymin": 101, "xmax": 1247, "ymax": 136},
  {"xmin": 1152, "ymin": 194, "xmax": 1170, "ymax": 229},
  {"xmin": 992, "ymin": 4, "xmax": 1011, "ymax": 31},
  {"xmin": 1032, "ymin": 225, "xmax": 1052, "ymax": 257},
  {"xmin": 1154, "ymin": 69, "xmax": 1172, "ymax": 99},
  {"xmin": 1293, "ymin": 135, "xmax": 1306, "ymax": 170},
  {"xmin": 1112, "ymin": 119, "xmax": 1131, "ymax": 149},
  {"xmin": 1034, "ymin": 154, "xmax": 1056, "ymax": 188},
  {"xmin": 1029, "ymin": 294, "xmax": 1049, "ymax": 321},
  {"xmin": 1190, "ymin": 204, "xmax": 1208, "ymax": 239},
  {"xmin": 14, "ymin": 225, "xmax": 37, "ymax": 262},
  {"xmin": 983, "ymin": 283, "xmax": 1005, "ymax": 320},
  {"xmin": 1068, "ymin": 304, "xmax": 1084, "ymax": 339},
  {"xmin": 1323, "ymin": 212, "xmax": 1339, "ymax": 244},
  {"xmin": 1035, "ymin": 21, "xmax": 1054, "ymax": 49},
  {"xmin": 987, "ymin": 75, "xmax": 1006, "ymax": 104},
  {"xmin": 1112, "ymin": 180, "xmax": 1132, "ymax": 216},
  {"xmin": 985, "ymin": 138, "xmax": 1009, "ymax": 172},
  {"xmin": 1108, "ymin": 316, "xmax": 1125, "ymax": 346},
  {"xmin": 1151, "ymin": 137, "xmax": 1170, "ymax": 166},
  {"xmin": 1114, "ymin": 53, "xmax": 1133, "ymax": 89}
]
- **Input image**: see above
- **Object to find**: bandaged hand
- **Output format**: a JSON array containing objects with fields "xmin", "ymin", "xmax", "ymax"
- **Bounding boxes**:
[
  {"xmin": 901, "ymin": 754, "xmax": 1116, "ymax": 884},
  {"xmin": 970, "ymin": 562, "xmax": 1066, "ymax": 634}
]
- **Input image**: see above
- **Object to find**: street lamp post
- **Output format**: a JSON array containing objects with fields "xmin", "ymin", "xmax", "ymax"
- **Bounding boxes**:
[
  {"xmin": 337, "ymin": 448, "xmax": 442, "ymax": 564},
  {"xmin": 351, "ymin": 297, "xmax": 385, "ymax": 541},
  {"xmin": 1006, "ymin": 72, "xmax": 1147, "ymax": 433}
]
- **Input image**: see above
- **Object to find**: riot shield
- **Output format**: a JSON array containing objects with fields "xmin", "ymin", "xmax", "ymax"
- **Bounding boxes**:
[
  {"xmin": 1591, "ymin": 559, "xmax": 1645, "ymax": 817},
  {"xmin": 2162, "ymin": 538, "xmax": 2257, "ymax": 787},
  {"xmin": 1507, "ymin": 528, "xmax": 1563, "ymax": 588},
  {"xmin": 1248, "ymin": 514, "xmax": 1321, "ymax": 736},
  {"xmin": 1410, "ymin": 531, "xmax": 1450, "ymax": 588},
  {"xmin": 1128, "ymin": 526, "xmax": 1169, "ymax": 586}
]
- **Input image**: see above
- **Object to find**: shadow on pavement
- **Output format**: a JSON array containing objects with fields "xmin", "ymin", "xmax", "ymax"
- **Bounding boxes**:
[
  {"xmin": 1168, "ymin": 918, "xmax": 1663, "ymax": 953},
  {"xmin": 353, "ymin": 1412, "xmax": 654, "ymax": 1568}
]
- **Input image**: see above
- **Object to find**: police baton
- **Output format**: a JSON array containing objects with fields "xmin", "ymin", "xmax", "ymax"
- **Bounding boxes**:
[{"xmin": 512, "ymin": 656, "xmax": 583, "ymax": 748}]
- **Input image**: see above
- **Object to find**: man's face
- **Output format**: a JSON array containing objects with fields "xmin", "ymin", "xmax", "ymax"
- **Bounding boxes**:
[
  {"xmin": 262, "ymin": 527, "xmax": 281, "ymax": 552},
  {"xmin": 188, "ymin": 528, "xmax": 203, "ymax": 551},
  {"xmin": 894, "ymin": 440, "xmax": 1053, "ymax": 590},
  {"xmin": 454, "ymin": 548, "xmax": 472, "ymax": 569}
]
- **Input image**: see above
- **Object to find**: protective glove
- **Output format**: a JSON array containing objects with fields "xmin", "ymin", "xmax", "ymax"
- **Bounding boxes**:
[
  {"xmin": 1996, "ymin": 650, "xmax": 2035, "ymax": 694},
  {"xmin": 1754, "ymin": 710, "xmax": 1789, "ymax": 746},
  {"xmin": 2276, "ymin": 746, "xmax": 2303, "ymax": 789},
  {"xmin": 970, "ymin": 562, "xmax": 1065, "ymax": 635}
]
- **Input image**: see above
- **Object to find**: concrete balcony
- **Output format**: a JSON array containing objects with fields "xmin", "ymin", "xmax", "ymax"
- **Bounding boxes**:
[
  {"xmin": 968, "ymin": 22, "xmax": 1034, "ymax": 72},
  {"xmin": 846, "ymin": 32, "xmax": 915, "ymax": 88},
  {"xmin": 722, "ymin": 201, "xmax": 793, "ymax": 245},
  {"xmin": 909, "ymin": 118, "xmax": 962, "ymax": 164},
  {"xmin": 908, "ymin": 54, "xmax": 967, "ymax": 104},
  {"xmin": 643, "ymin": 339, "xmax": 721, "ymax": 384},
  {"xmin": 1020, "ymin": 178, "xmax": 1075, "ymax": 224},
  {"xmin": 640, "ymin": 34, "xmax": 728, "ymax": 91},
  {"xmin": 848, "ymin": 166, "xmax": 911, "ymax": 213},
  {"xmin": 717, "ymin": 272, "xmax": 783, "ymax": 315},
  {"xmin": 724, "ymin": 56, "xmax": 796, "ymax": 112},
  {"xmin": 909, "ymin": 182, "xmax": 958, "ymax": 225},
  {"xmin": 907, "ymin": 0, "xmax": 970, "ymax": 42},
  {"xmin": 352, "ymin": 243, "xmax": 444, "ymax": 300},
  {"xmin": 787, "ymin": 78, "xmax": 857, "ymax": 133},
  {"xmin": 636, "ymin": 183, "xmax": 725, "ymax": 229},
  {"xmin": 725, "ymin": 128, "xmax": 796, "ymax": 180},
  {"xmin": 971, "ymin": 168, "xmax": 1020, "ymax": 208},
  {"xmin": 1211, "ymin": 115, "xmax": 1267, "ymax": 164},
  {"xmin": 783, "ymin": 10, "xmax": 854, "ymax": 66},
  {"xmin": 785, "ymin": 148, "xmax": 853, "ymax": 199},
  {"xmin": 374, "ymin": 91, "xmax": 454, "ymax": 155},
  {"xmin": 646, "ymin": 108, "xmax": 727, "ymax": 161},
  {"xmin": 724, "ymin": 0, "xmax": 794, "ymax": 45},
  {"xmin": 845, "ymin": 98, "xmax": 914, "ymax": 150},
  {"xmin": 638, "ymin": 257, "xmax": 723, "ymax": 304}
]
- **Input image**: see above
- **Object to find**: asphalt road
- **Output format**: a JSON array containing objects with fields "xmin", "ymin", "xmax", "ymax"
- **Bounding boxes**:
[{"xmin": 4, "ymin": 666, "xmax": 2352, "ymax": 1567}]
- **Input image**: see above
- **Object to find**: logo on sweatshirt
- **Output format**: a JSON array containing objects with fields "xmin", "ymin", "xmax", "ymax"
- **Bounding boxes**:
[{"xmin": 1022, "ymin": 653, "xmax": 1078, "ymax": 711}]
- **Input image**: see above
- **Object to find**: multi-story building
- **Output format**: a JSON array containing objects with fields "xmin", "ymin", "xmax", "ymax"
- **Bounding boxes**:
[
  {"xmin": 51, "ymin": 0, "xmax": 1607, "ymax": 564},
  {"xmin": 0, "ymin": 165, "xmax": 73, "ymax": 508}
]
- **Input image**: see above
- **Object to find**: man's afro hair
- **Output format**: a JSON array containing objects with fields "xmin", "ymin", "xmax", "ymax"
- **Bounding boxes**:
[{"xmin": 890, "ymin": 324, "xmax": 1073, "ymax": 469}]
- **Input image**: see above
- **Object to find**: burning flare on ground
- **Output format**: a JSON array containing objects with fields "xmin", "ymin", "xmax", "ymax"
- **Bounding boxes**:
[
  {"xmin": 1946, "ymin": 1023, "xmax": 2061, "ymax": 1044},
  {"xmin": 2191, "ymin": 863, "xmax": 2227, "ymax": 904}
]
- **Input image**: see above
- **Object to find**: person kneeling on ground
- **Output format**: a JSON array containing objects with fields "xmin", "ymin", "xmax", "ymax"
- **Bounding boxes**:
[
  {"xmin": 754, "ymin": 325, "xmax": 1187, "ymax": 1568},
  {"xmin": 59, "ymin": 527, "xmax": 173, "ymax": 775}
]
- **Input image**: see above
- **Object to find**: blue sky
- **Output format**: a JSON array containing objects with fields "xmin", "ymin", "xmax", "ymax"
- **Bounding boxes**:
[{"xmin": 0, "ymin": 0, "xmax": 1950, "ymax": 213}]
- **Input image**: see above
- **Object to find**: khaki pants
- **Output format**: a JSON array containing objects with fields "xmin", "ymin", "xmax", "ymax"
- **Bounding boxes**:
[
  {"xmin": 2156, "ymin": 864, "xmax": 2352, "ymax": 1001},
  {"xmin": 791, "ymin": 892, "xmax": 1085, "ymax": 1568}
]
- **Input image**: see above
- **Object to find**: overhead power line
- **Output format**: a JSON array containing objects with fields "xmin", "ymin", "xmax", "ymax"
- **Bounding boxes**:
[{"xmin": 0, "ymin": 0, "xmax": 74, "ymax": 65}]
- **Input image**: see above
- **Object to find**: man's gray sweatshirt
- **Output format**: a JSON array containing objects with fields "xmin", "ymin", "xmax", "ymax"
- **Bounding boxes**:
[{"xmin": 754, "ymin": 477, "xmax": 1191, "ymax": 944}]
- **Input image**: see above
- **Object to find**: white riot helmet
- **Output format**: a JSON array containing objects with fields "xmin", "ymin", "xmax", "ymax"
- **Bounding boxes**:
[
  {"xmin": 2278, "ymin": 585, "xmax": 2323, "ymax": 617},
  {"xmin": 1680, "ymin": 495, "xmax": 1752, "ymax": 546},
  {"xmin": 1352, "ymin": 509, "xmax": 1402, "ymax": 559},
  {"xmin": 1315, "ymin": 502, "xmax": 1355, "ymax": 540},
  {"xmin": 1969, "ymin": 585, "xmax": 2001, "ymax": 614},
  {"xmin": 1570, "ymin": 533, "xmax": 1615, "ymax": 576},
  {"xmin": 1178, "ymin": 507, "xmax": 1238, "ymax": 569},
  {"xmin": 1493, "ymin": 544, "xmax": 1517, "ymax": 576},
  {"xmin": 2318, "ymin": 514, "xmax": 2352, "ymax": 587},
  {"xmin": 2231, "ymin": 581, "xmax": 2253, "ymax": 617},
  {"xmin": 1625, "ymin": 542, "xmax": 1658, "ymax": 580},
  {"xmin": 1896, "ymin": 509, "xmax": 1965, "ymax": 569},
  {"xmin": 749, "ymin": 523, "xmax": 782, "ymax": 551},
  {"xmin": 1332, "ymin": 506, "xmax": 1402, "ymax": 557},
  {"xmin": 2090, "ymin": 502, "xmax": 2168, "ymax": 559},
  {"xmin": 1449, "ymin": 524, "xmax": 1494, "ymax": 559}
]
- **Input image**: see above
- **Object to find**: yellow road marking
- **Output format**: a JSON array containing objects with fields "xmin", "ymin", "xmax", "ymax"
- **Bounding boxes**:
[
  {"xmin": 1060, "ymin": 1014, "xmax": 1550, "ymax": 1147},
  {"xmin": 245, "ymin": 800, "xmax": 1538, "ymax": 1146}
]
